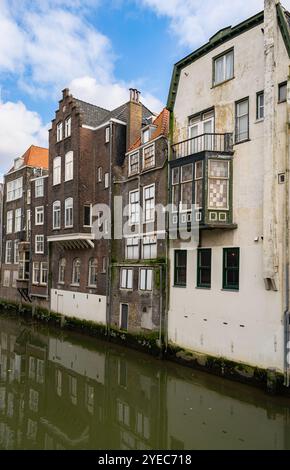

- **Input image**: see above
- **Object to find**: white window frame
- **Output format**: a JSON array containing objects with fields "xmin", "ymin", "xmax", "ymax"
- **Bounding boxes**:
[
  {"xmin": 235, "ymin": 98, "xmax": 249, "ymax": 143},
  {"xmin": 257, "ymin": 91, "xmax": 264, "ymax": 121},
  {"xmin": 64, "ymin": 116, "xmax": 71, "ymax": 138},
  {"xmin": 88, "ymin": 258, "xmax": 97, "ymax": 287},
  {"xmin": 208, "ymin": 160, "xmax": 230, "ymax": 211},
  {"xmin": 105, "ymin": 127, "xmax": 110, "ymax": 143},
  {"xmin": 57, "ymin": 122, "xmax": 63, "ymax": 142},
  {"xmin": 143, "ymin": 184, "xmax": 155, "ymax": 223},
  {"xmin": 98, "ymin": 167, "xmax": 102, "ymax": 182},
  {"xmin": 32, "ymin": 262, "xmax": 40, "ymax": 284},
  {"xmin": 35, "ymin": 178, "xmax": 44, "ymax": 198},
  {"xmin": 139, "ymin": 268, "xmax": 153, "ymax": 291},
  {"xmin": 142, "ymin": 236, "xmax": 157, "ymax": 260},
  {"xmin": 58, "ymin": 258, "xmax": 66, "ymax": 284},
  {"xmin": 6, "ymin": 210, "xmax": 13, "ymax": 234},
  {"xmin": 72, "ymin": 258, "xmax": 81, "ymax": 285},
  {"xmin": 40, "ymin": 262, "xmax": 48, "ymax": 285},
  {"xmin": 53, "ymin": 201, "xmax": 61, "ymax": 229},
  {"xmin": 142, "ymin": 128, "xmax": 150, "ymax": 144},
  {"xmin": 27, "ymin": 189, "xmax": 31, "ymax": 205},
  {"xmin": 7, "ymin": 177, "xmax": 23, "ymax": 202},
  {"xmin": 35, "ymin": 206, "xmax": 44, "ymax": 226},
  {"xmin": 14, "ymin": 240, "xmax": 19, "ymax": 265},
  {"xmin": 65, "ymin": 198, "xmax": 73, "ymax": 228},
  {"xmin": 35, "ymin": 235, "xmax": 44, "ymax": 254},
  {"xmin": 14, "ymin": 208, "xmax": 22, "ymax": 233},
  {"xmin": 125, "ymin": 237, "xmax": 139, "ymax": 260},
  {"xmin": 129, "ymin": 190, "xmax": 140, "ymax": 225},
  {"xmin": 120, "ymin": 268, "xmax": 133, "ymax": 290},
  {"xmin": 142, "ymin": 143, "xmax": 155, "ymax": 170},
  {"xmin": 128, "ymin": 151, "xmax": 139, "ymax": 176},
  {"xmin": 104, "ymin": 173, "xmax": 109, "ymax": 189},
  {"xmin": 213, "ymin": 49, "xmax": 234, "ymax": 86},
  {"xmin": 53, "ymin": 156, "xmax": 61, "ymax": 185},
  {"xmin": 65, "ymin": 151, "xmax": 73, "ymax": 181},
  {"xmin": 5, "ymin": 241, "xmax": 12, "ymax": 264}
]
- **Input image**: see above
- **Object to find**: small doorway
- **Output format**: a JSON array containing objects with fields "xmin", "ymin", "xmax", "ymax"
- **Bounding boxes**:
[
  {"xmin": 57, "ymin": 294, "xmax": 64, "ymax": 315},
  {"xmin": 120, "ymin": 304, "xmax": 129, "ymax": 331}
]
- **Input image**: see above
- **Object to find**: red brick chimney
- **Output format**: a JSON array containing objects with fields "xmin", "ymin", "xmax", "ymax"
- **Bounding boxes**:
[{"xmin": 126, "ymin": 88, "xmax": 142, "ymax": 151}]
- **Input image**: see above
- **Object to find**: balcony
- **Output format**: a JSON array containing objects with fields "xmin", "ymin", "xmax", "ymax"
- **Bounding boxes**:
[{"xmin": 171, "ymin": 133, "xmax": 233, "ymax": 160}]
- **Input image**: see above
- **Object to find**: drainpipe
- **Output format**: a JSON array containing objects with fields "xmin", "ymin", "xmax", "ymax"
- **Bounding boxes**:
[
  {"xmin": 284, "ymin": 70, "xmax": 290, "ymax": 387},
  {"xmin": 159, "ymin": 264, "xmax": 163, "ymax": 354},
  {"xmin": 164, "ymin": 136, "xmax": 171, "ymax": 352},
  {"xmin": 106, "ymin": 121, "xmax": 113, "ymax": 334}
]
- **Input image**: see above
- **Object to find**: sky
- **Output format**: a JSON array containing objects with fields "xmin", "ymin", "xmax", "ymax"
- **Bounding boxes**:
[{"xmin": 0, "ymin": 0, "xmax": 289, "ymax": 176}]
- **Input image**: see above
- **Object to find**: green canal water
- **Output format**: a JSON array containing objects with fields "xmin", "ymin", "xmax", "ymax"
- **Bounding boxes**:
[{"xmin": 0, "ymin": 313, "xmax": 290, "ymax": 450}]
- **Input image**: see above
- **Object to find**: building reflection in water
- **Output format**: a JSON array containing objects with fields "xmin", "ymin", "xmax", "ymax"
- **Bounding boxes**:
[{"xmin": 0, "ymin": 315, "xmax": 290, "ymax": 450}]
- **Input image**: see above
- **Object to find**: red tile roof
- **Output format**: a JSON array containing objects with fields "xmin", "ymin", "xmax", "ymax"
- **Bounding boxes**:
[
  {"xmin": 128, "ymin": 108, "xmax": 169, "ymax": 152},
  {"xmin": 21, "ymin": 145, "xmax": 48, "ymax": 169}
]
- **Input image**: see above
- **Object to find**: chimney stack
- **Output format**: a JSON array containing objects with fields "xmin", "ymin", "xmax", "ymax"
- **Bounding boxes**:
[{"xmin": 127, "ymin": 88, "xmax": 142, "ymax": 151}]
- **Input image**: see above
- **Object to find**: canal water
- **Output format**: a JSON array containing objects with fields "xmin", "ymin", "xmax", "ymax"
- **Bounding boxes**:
[{"xmin": 0, "ymin": 314, "xmax": 290, "ymax": 450}]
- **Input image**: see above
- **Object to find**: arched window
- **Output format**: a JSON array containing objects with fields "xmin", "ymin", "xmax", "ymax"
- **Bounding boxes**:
[
  {"xmin": 58, "ymin": 258, "xmax": 66, "ymax": 283},
  {"xmin": 65, "ymin": 151, "xmax": 73, "ymax": 181},
  {"xmin": 65, "ymin": 197, "xmax": 73, "ymax": 227},
  {"xmin": 72, "ymin": 258, "xmax": 81, "ymax": 285},
  {"xmin": 53, "ymin": 201, "xmax": 61, "ymax": 229},
  {"xmin": 88, "ymin": 258, "xmax": 97, "ymax": 287},
  {"xmin": 53, "ymin": 156, "xmax": 61, "ymax": 185}
]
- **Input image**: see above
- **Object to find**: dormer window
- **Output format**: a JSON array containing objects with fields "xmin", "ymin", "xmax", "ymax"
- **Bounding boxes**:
[
  {"xmin": 142, "ymin": 129, "xmax": 150, "ymax": 144},
  {"xmin": 57, "ymin": 122, "xmax": 63, "ymax": 142},
  {"xmin": 129, "ymin": 152, "xmax": 139, "ymax": 176}
]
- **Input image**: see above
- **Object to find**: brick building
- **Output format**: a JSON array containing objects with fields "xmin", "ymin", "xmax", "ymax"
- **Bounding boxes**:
[
  {"xmin": 47, "ymin": 88, "xmax": 154, "ymax": 325},
  {"xmin": 110, "ymin": 107, "xmax": 169, "ymax": 334},
  {"xmin": 0, "ymin": 146, "xmax": 48, "ymax": 304}
]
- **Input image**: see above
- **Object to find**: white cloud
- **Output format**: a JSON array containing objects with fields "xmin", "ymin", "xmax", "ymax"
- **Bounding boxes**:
[
  {"xmin": 140, "ymin": 0, "xmax": 290, "ymax": 48},
  {"xmin": 0, "ymin": 100, "xmax": 49, "ymax": 174}
]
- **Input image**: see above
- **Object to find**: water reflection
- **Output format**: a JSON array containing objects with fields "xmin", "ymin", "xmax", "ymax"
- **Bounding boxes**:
[{"xmin": 0, "ymin": 314, "xmax": 290, "ymax": 450}]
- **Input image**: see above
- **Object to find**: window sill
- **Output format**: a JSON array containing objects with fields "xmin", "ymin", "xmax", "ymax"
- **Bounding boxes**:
[
  {"xmin": 87, "ymin": 285, "xmax": 97, "ymax": 289},
  {"xmin": 120, "ymin": 288, "xmax": 133, "ymax": 291},
  {"xmin": 52, "ymin": 183, "xmax": 61, "ymax": 187},
  {"xmin": 221, "ymin": 288, "xmax": 239, "ymax": 292},
  {"xmin": 58, "ymin": 282, "xmax": 65, "ymax": 285},
  {"xmin": 35, "ymin": 252, "xmax": 44, "ymax": 255},
  {"xmin": 211, "ymin": 76, "xmax": 235, "ymax": 89},
  {"xmin": 255, "ymin": 118, "xmax": 264, "ymax": 124},
  {"xmin": 64, "ymin": 178, "xmax": 73, "ymax": 183},
  {"xmin": 70, "ymin": 283, "xmax": 80, "ymax": 287},
  {"xmin": 53, "ymin": 227, "xmax": 61, "ymax": 231},
  {"xmin": 196, "ymin": 286, "xmax": 211, "ymax": 290},
  {"xmin": 35, "ymin": 223, "xmax": 44, "ymax": 226},
  {"xmin": 64, "ymin": 226, "xmax": 74, "ymax": 229},
  {"xmin": 173, "ymin": 285, "xmax": 187, "ymax": 288},
  {"xmin": 278, "ymin": 100, "xmax": 286, "ymax": 104},
  {"xmin": 234, "ymin": 138, "xmax": 251, "ymax": 146}
]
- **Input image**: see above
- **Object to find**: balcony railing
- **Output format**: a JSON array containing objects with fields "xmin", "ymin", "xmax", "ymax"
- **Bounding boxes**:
[{"xmin": 171, "ymin": 133, "xmax": 233, "ymax": 160}]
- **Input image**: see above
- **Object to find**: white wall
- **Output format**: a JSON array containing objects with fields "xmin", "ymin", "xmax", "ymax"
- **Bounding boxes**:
[
  {"xmin": 169, "ymin": 13, "xmax": 289, "ymax": 371},
  {"xmin": 50, "ymin": 289, "xmax": 106, "ymax": 325}
]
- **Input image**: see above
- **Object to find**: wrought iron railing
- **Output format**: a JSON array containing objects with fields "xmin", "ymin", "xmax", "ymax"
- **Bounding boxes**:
[{"xmin": 171, "ymin": 133, "xmax": 233, "ymax": 160}]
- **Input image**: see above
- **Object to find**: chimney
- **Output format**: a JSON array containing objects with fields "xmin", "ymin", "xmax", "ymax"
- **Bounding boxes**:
[
  {"xmin": 127, "ymin": 88, "xmax": 142, "ymax": 151},
  {"xmin": 62, "ymin": 88, "xmax": 70, "ymax": 99}
]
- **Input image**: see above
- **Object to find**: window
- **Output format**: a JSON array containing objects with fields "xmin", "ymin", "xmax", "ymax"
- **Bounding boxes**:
[
  {"xmin": 102, "ymin": 257, "xmax": 107, "ymax": 273},
  {"xmin": 143, "ymin": 144, "xmax": 155, "ymax": 170},
  {"xmin": 57, "ymin": 122, "xmax": 63, "ymax": 142},
  {"xmin": 65, "ymin": 151, "xmax": 73, "ymax": 181},
  {"xmin": 174, "ymin": 250, "xmax": 187, "ymax": 287},
  {"xmin": 83, "ymin": 205, "xmax": 92, "ymax": 226},
  {"xmin": 40, "ymin": 262, "xmax": 48, "ymax": 285},
  {"xmin": 235, "ymin": 98, "xmax": 249, "ymax": 143},
  {"xmin": 35, "ymin": 235, "xmax": 44, "ymax": 254},
  {"xmin": 53, "ymin": 201, "xmax": 61, "ymax": 229},
  {"xmin": 33, "ymin": 262, "xmax": 40, "ymax": 284},
  {"xmin": 120, "ymin": 305, "xmax": 129, "ymax": 331},
  {"xmin": 18, "ymin": 252, "xmax": 29, "ymax": 280},
  {"xmin": 197, "ymin": 249, "xmax": 212, "ymax": 288},
  {"xmin": 142, "ymin": 236, "xmax": 157, "ymax": 260},
  {"xmin": 7, "ymin": 210, "xmax": 13, "ymax": 234},
  {"xmin": 65, "ymin": 198, "xmax": 73, "ymax": 227},
  {"xmin": 195, "ymin": 161, "xmax": 204, "ymax": 209},
  {"xmin": 208, "ymin": 160, "xmax": 230, "ymax": 210},
  {"xmin": 72, "ymin": 258, "xmax": 81, "ymax": 285},
  {"xmin": 120, "ymin": 268, "xmax": 133, "ymax": 289},
  {"xmin": 278, "ymin": 82, "xmax": 287, "ymax": 103},
  {"xmin": 181, "ymin": 164, "xmax": 193, "ymax": 212},
  {"xmin": 142, "ymin": 128, "xmax": 150, "ymax": 144},
  {"xmin": 53, "ymin": 157, "xmax": 61, "ymax": 185},
  {"xmin": 14, "ymin": 240, "xmax": 19, "ymax": 265},
  {"xmin": 27, "ymin": 189, "xmax": 31, "ymax": 205},
  {"xmin": 58, "ymin": 258, "xmax": 66, "ymax": 283},
  {"xmin": 5, "ymin": 241, "xmax": 12, "ymax": 264},
  {"xmin": 12, "ymin": 271, "xmax": 18, "ymax": 287},
  {"xmin": 88, "ymin": 258, "xmax": 97, "ymax": 287},
  {"xmin": 7, "ymin": 177, "xmax": 23, "ymax": 201},
  {"xmin": 35, "ymin": 178, "xmax": 44, "ymax": 198},
  {"xmin": 35, "ymin": 206, "xmax": 44, "ymax": 225},
  {"xmin": 97, "ymin": 167, "xmax": 102, "ymax": 182},
  {"xmin": 126, "ymin": 238, "xmax": 139, "ymax": 260},
  {"xmin": 223, "ymin": 248, "xmax": 240, "ymax": 290},
  {"xmin": 105, "ymin": 127, "xmax": 110, "ymax": 143},
  {"xmin": 64, "ymin": 116, "xmax": 71, "ymax": 138},
  {"xmin": 129, "ymin": 152, "xmax": 139, "ymax": 176},
  {"xmin": 14, "ymin": 208, "xmax": 22, "ymax": 232},
  {"xmin": 129, "ymin": 190, "xmax": 140, "ymax": 225},
  {"xmin": 213, "ymin": 49, "xmax": 234, "ymax": 86},
  {"xmin": 171, "ymin": 167, "xmax": 180, "ymax": 211},
  {"xmin": 256, "ymin": 91, "xmax": 264, "ymax": 120},
  {"xmin": 139, "ymin": 269, "xmax": 153, "ymax": 291},
  {"xmin": 26, "ymin": 210, "xmax": 31, "ymax": 240},
  {"xmin": 143, "ymin": 185, "xmax": 155, "ymax": 222},
  {"xmin": 104, "ymin": 173, "xmax": 109, "ymax": 188}
]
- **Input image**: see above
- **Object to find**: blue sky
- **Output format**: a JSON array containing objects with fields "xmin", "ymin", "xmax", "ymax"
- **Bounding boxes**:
[{"xmin": 0, "ymin": 0, "xmax": 289, "ymax": 175}]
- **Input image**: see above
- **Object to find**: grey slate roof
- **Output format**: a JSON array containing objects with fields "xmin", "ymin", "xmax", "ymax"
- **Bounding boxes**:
[{"xmin": 75, "ymin": 98, "xmax": 154, "ymax": 128}]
